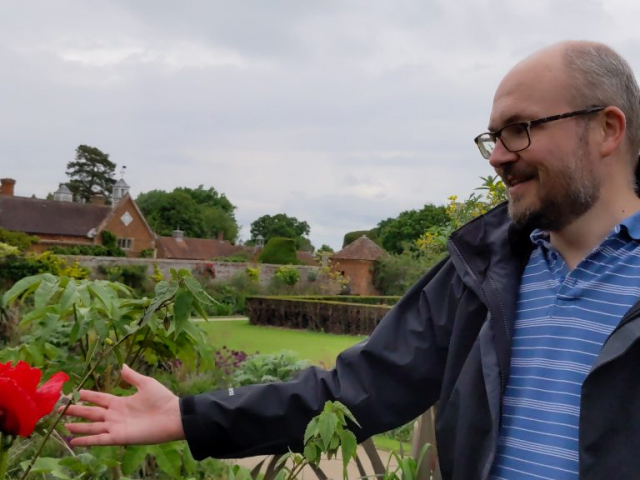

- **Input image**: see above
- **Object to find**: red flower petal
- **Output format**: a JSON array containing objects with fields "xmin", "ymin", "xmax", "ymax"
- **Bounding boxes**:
[
  {"xmin": 0, "ymin": 362, "xmax": 69, "ymax": 437},
  {"xmin": 35, "ymin": 372, "xmax": 70, "ymax": 418},
  {"xmin": 0, "ymin": 377, "xmax": 40, "ymax": 436}
]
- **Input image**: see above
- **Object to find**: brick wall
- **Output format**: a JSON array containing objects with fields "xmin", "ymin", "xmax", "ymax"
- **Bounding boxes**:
[{"xmin": 332, "ymin": 259, "xmax": 379, "ymax": 296}]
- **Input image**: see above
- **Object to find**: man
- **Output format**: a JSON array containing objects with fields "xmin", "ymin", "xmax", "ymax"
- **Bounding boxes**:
[{"xmin": 64, "ymin": 41, "xmax": 640, "ymax": 479}]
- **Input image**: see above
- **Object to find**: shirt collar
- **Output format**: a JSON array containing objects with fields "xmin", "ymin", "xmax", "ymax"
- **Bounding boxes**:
[{"xmin": 614, "ymin": 209, "xmax": 640, "ymax": 240}]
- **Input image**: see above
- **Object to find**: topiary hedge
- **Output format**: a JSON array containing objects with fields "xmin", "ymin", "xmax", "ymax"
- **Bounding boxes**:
[{"xmin": 258, "ymin": 237, "xmax": 299, "ymax": 265}]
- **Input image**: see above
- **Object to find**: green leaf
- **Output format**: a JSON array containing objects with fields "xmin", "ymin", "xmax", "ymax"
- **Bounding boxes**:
[
  {"xmin": 184, "ymin": 277, "xmax": 218, "ymax": 305},
  {"xmin": 88, "ymin": 283, "xmax": 115, "ymax": 317},
  {"xmin": 150, "ymin": 443, "xmax": 182, "ymax": 478},
  {"xmin": 338, "ymin": 430, "xmax": 358, "ymax": 468},
  {"xmin": 318, "ymin": 411, "xmax": 338, "ymax": 448},
  {"xmin": 113, "ymin": 344, "xmax": 125, "ymax": 367},
  {"xmin": 122, "ymin": 445, "xmax": 151, "ymax": 474},
  {"xmin": 34, "ymin": 276, "xmax": 61, "ymax": 309},
  {"xmin": 304, "ymin": 443, "xmax": 318, "ymax": 464},
  {"xmin": 174, "ymin": 288, "xmax": 194, "ymax": 333},
  {"xmin": 275, "ymin": 451, "xmax": 294, "ymax": 470},
  {"xmin": 304, "ymin": 417, "xmax": 319, "ymax": 444},
  {"xmin": 331, "ymin": 400, "xmax": 361, "ymax": 428},
  {"xmin": 2, "ymin": 273, "xmax": 45, "ymax": 307},
  {"xmin": 59, "ymin": 278, "xmax": 78, "ymax": 312},
  {"xmin": 20, "ymin": 457, "xmax": 71, "ymax": 479}
]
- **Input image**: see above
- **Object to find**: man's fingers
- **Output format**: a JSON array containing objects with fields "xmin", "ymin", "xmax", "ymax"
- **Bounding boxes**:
[
  {"xmin": 77, "ymin": 389, "xmax": 114, "ymax": 407},
  {"xmin": 69, "ymin": 433, "xmax": 115, "ymax": 447},
  {"xmin": 65, "ymin": 421, "xmax": 109, "ymax": 436},
  {"xmin": 64, "ymin": 405, "xmax": 105, "ymax": 422}
]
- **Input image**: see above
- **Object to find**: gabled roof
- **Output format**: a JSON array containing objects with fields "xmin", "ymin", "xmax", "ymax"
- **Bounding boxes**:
[
  {"xmin": 332, "ymin": 235, "xmax": 386, "ymax": 261},
  {"xmin": 0, "ymin": 196, "xmax": 111, "ymax": 237},
  {"xmin": 156, "ymin": 236, "xmax": 242, "ymax": 260}
]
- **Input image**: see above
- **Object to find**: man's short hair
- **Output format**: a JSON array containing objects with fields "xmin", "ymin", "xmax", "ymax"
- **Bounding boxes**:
[{"xmin": 564, "ymin": 43, "xmax": 640, "ymax": 163}]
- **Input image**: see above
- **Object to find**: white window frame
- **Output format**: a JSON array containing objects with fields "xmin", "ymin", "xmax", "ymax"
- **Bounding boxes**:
[{"xmin": 117, "ymin": 238, "xmax": 134, "ymax": 250}]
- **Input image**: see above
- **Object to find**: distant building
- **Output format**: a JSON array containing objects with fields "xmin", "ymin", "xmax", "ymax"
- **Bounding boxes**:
[
  {"xmin": 331, "ymin": 235, "xmax": 386, "ymax": 295},
  {"xmin": 0, "ymin": 177, "xmax": 156, "ymax": 257}
]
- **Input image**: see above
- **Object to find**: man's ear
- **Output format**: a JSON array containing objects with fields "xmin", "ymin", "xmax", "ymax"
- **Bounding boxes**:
[{"xmin": 599, "ymin": 106, "xmax": 626, "ymax": 157}]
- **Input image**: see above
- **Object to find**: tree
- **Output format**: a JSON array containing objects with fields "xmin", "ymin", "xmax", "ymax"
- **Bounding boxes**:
[
  {"xmin": 342, "ymin": 229, "xmax": 380, "ymax": 248},
  {"xmin": 258, "ymin": 237, "xmax": 299, "ymax": 265},
  {"xmin": 136, "ymin": 186, "xmax": 239, "ymax": 242},
  {"xmin": 377, "ymin": 204, "xmax": 449, "ymax": 254},
  {"xmin": 250, "ymin": 214, "xmax": 312, "ymax": 251},
  {"xmin": 66, "ymin": 145, "xmax": 117, "ymax": 203}
]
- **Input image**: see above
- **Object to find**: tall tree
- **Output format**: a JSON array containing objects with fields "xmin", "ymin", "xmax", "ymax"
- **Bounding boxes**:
[
  {"xmin": 136, "ymin": 186, "xmax": 239, "ymax": 242},
  {"xmin": 66, "ymin": 145, "xmax": 117, "ymax": 203},
  {"xmin": 250, "ymin": 214, "xmax": 312, "ymax": 251},
  {"xmin": 377, "ymin": 203, "xmax": 449, "ymax": 254}
]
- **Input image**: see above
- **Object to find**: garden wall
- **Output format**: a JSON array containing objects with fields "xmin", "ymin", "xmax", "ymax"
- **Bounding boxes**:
[
  {"xmin": 246, "ymin": 296, "xmax": 395, "ymax": 335},
  {"xmin": 60, "ymin": 256, "xmax": 336, "ymax": 290}
]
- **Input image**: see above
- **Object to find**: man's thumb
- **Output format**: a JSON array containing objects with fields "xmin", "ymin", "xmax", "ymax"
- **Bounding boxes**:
[{"xmin": 121, "ymin": 364, "xmax": 146, "ymax": 387}]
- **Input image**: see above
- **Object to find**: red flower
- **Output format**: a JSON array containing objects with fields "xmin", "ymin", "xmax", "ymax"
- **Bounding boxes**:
[{"xmin": 0, "ymin": 361, "xmax": 69, "ymax": 437}]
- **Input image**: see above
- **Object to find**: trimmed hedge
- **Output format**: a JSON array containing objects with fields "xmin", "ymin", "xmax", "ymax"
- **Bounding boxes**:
[
  {"xmin": 258, "ymin": 237, "xmax": 299, "ymax": 265},
  {"xmin": 246, "ymin": 296, "xmax": 396, "ymax": 335}
]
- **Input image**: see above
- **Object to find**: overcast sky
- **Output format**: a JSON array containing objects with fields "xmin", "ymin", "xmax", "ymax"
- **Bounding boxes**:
[{"xmin": 2, "ymin": 1, "xmax": 639, "ymax": 250}]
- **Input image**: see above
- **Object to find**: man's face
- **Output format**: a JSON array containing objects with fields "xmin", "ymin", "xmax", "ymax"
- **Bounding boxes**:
[{"xmin": 487, "ymin": 52, "xmax": 601, "ymax": 231}]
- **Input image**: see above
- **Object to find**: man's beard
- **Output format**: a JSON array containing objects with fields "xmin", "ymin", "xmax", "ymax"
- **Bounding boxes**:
[{"xmin": 507, "ymin": 131, "xmax": 600, "ymax": 232}]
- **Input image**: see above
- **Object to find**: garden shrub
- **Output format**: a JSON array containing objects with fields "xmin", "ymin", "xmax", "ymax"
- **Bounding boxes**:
[
  {"xmin": 258, "ymin": 237, "xmax": 299, "ymax": 265},
  {"xmin": 0, "ymin": 227, "xmax": 38, "ymax": 252},
  {"xmin": 99, "ymin": 264, "xmax": 149, "ymax": 293},
  {"xmin": 275, "ymin": 266, "xmax": 300, "ymax": 286},
  {"xmin": 246, "ymin": 266, "xmax": 260, "ymax": 281},
  {"xmin": 373, "ymin": 249, "xmax": 444, "ymax": 296},
  {"xmin": 217, "ymin": 252, "xmax": 252, "ymax": 262},
  {"xmin": 139, "ymin": 248, "xmax": 155, "ymax": 258},
  {"xmin": 233, "ymin": 351, "xmax": 309, "ymax": 386},
  {"xmin": 200, "ymin": 271, "xmax": 261, "ymax": 316}
]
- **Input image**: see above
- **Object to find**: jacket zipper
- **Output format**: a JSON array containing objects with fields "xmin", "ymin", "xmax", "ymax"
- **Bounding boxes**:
[{"xmin": 449, "ymin": 238, "xmax": 506, "ymax": 395}]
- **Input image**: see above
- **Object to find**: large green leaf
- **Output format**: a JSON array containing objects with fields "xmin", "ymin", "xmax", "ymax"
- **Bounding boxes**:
[
  {"xmin": 318, "ymin": 411, "xmax": 338, "ymax": 448},
  {"xmin": 3, "ymin": 274, "xmax": 45, "ymax": 306},
  {"xmin": 34, "ymin": 276, "xmax": 61, "ymax": 309},
  {"xmin": 174, "ymin": 288, "xmax": 194, "ymax": 333},
  {"xmin": 338, "ymin": 429, "xmax": 358, "ymax": 469}
]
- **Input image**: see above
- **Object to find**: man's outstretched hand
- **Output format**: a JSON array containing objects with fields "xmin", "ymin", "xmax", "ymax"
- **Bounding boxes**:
[{"xmin": 64, "ymin": 364, "xmax": 185, "ymax": 447}]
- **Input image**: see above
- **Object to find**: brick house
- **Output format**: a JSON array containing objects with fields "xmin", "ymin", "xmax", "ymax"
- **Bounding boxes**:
[
  {"xmin": 0, "ymin": 177, "xmax": 156, "ymax": 257},
  {"xmin": 331, "ymin": 235, "xmax": 386, "ymax": 295}
]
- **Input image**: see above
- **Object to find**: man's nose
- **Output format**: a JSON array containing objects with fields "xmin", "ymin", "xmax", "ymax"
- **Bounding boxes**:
[{"xmin": 488, "ymin": 138, "xmax": 519, "ymax": 170}]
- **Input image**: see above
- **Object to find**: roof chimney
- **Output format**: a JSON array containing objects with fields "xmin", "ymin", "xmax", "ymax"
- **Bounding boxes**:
[
  {"xmin": 0, "ymin": 178, "xmax": 16, "ymax": 196},
  {"xmin": 172, "ymin": 229, "xmax": 184, "ymax": 242}
]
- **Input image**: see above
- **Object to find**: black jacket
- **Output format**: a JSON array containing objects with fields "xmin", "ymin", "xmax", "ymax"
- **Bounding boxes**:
[{"xmin": 181, "ymin": 202, "xmax": 640, "ymax": 480}]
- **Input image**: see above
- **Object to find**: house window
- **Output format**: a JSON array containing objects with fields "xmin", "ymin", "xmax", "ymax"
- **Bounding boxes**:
[{"xmin": 117, "ymin": 238, "xmax": 134, "ymax": 250}]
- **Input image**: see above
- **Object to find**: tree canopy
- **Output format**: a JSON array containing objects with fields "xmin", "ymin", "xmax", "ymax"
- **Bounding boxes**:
[
  {"xmin": 376, "ymin": 204, "xmax": 449, "ymax": 254},
  {"xmin": 250, "ymin": 214, "xmax": 312, "ymax": 251},
  {"xmin": 136, "ymin": 185, "xmax": 239, "ymax": 242},
  {"xmin": 66, "ymin": 145, "xmax": 117, "ymax": 203}
]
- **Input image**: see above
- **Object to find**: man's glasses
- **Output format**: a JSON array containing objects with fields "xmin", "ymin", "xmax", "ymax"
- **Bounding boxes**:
[{"xmin": 474, "ymin": 106, "xmax": 605, "ymax": 160}]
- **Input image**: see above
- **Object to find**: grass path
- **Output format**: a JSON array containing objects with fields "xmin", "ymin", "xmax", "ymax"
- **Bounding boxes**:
[{"xmin": 199, "ymin": 319, "xmax": 366, "ymax": 368}]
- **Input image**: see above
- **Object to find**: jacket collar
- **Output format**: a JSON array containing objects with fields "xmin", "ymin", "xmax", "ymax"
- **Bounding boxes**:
[{"xmin": 448, "ymin": 202, "xmax": 533, "ymax": 387}]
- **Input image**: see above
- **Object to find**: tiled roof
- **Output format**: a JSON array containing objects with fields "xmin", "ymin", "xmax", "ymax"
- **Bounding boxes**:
[
  {"xmin": 0, "ymin": 196, "xmax": 111, "ymax": 237},
  {"xmin": 332, "ymin": 235, "xmax": 386, "ymax": 261},
  {"xmin": 156, "ymin": 236, "xmax": 242, "ymax": 260},
  {"xmin": 296, "ymin": 251, "xmax": 319, "ymax": 265}
]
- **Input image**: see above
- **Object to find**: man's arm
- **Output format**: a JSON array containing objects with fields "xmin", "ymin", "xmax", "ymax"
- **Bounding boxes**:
[{"xmin": 182, "ymin": 256, "xmax": 456, "ymax": 460}]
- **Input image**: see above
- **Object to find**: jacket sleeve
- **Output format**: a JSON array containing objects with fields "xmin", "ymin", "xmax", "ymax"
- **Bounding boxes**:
[{"xmin": 180, "ymin": 256, "xmax": 460, "ymax": 460}]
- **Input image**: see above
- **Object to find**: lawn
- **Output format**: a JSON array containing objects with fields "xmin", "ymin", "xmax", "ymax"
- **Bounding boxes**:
[
  {"xmin": 198, "ymin": 319, "xmax": 414, "ymax": 452},
  {"xmin": 199, "ymin": 319, "xmax": 367, "ymax": 367}
]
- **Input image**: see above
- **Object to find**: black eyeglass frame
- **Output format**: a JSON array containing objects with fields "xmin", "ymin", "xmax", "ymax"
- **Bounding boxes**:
[{"xmin": 473, "ymin": 106, "xmax": 606, "ymax": 160}]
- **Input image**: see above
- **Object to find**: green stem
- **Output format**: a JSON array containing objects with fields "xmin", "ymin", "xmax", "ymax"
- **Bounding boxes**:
[{"xmin": 0, "ymin": 435, "xmax": 9, "ymax": 480}]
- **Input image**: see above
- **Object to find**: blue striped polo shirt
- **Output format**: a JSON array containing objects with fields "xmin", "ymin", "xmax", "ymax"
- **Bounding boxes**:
[{"xmin": 490, "ymin": 210, "xmax": 640, "ymax": 480}]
